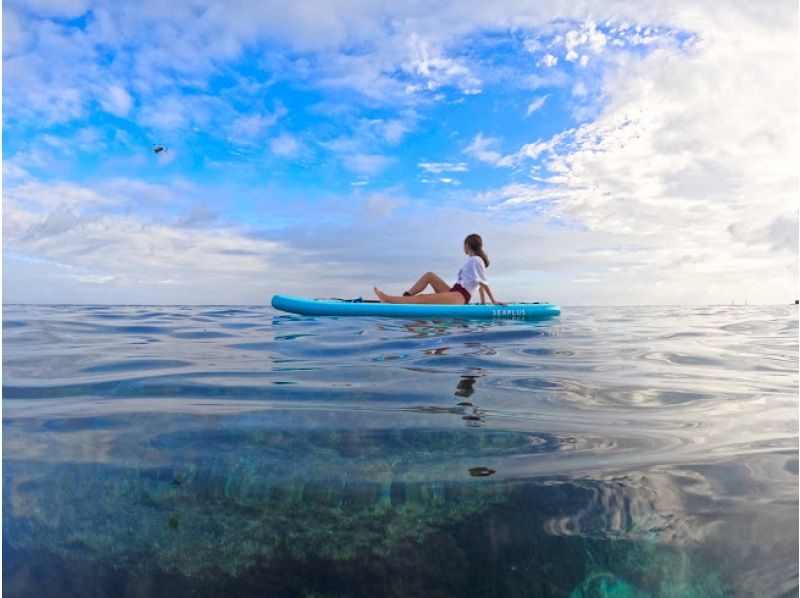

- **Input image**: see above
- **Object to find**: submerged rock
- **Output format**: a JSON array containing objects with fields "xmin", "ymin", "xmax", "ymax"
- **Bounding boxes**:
[{"xmin": 468, "ymin": 467, "xmax": 496, "ymax": 477}]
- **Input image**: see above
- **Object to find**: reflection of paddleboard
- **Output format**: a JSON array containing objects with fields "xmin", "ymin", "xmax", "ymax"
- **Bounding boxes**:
[{"xmin": 271, "ymin": 295, "xmax": 561, "ymax": 320}]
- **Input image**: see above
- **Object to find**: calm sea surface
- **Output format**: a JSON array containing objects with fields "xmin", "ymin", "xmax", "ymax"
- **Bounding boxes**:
[{"xmin": 3, "ymin": 304, "xmax": 798, "ymax": 597}]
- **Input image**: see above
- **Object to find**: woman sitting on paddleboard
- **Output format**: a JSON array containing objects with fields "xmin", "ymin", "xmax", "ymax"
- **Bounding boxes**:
[{"xmin": 374, "ymin": 234, "xmax": 502, "ymax": 305}]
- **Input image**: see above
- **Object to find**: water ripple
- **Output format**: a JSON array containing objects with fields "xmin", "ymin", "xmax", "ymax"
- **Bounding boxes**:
[{"xmin": 3, "ymin": 304, "xmax": 797, "ymax": 596}]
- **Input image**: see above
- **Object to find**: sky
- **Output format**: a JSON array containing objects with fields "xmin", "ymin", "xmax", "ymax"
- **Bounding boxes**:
[{"xmin": 3, "ymin": 0, "xmax": 798, "ymax": 305}]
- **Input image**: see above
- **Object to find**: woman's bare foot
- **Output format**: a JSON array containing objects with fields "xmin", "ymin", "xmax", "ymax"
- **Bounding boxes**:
[{"xmin": 374, "ymin": 287, "xmax": 390, "ymax": 303}]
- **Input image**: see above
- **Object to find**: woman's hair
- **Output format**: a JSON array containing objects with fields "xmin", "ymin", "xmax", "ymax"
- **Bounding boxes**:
[{"xmin": 464, "ymin": 233, "xmax": 489, "ymax": 267}]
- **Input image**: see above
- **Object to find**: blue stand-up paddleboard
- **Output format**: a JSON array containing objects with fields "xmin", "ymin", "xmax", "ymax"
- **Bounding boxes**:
[{"xmin": 271, "ymin": 295, "xmax": 561, "ymax": 320}]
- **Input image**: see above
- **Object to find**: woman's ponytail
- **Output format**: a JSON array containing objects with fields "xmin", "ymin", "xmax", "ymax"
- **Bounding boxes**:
[{"xmin": 464, "ymin": 233, "xmax": 489, "ymax": 268}]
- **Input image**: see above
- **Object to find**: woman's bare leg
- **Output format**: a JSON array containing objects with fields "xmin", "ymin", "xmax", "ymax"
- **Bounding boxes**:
[
  {"xmin": 374, "ymin": 287, "xmax": 466, "ymax": 304},
  {"xmin": 406, "ymin": 271, "xmax": 450, "ymax": 295}
]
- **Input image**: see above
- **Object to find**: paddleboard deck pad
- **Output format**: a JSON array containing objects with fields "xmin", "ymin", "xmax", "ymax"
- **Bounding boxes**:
[{"xmin": 271, "ymin": 295, "xmax": 561, "ymax": 319}]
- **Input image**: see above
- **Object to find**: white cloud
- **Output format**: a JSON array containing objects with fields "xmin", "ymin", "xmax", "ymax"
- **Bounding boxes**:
[
  {"xmin": 564, "ymin": 20, "xmax": 607, "ymax": 59},
  {"xmin": 478, "ymin": 5, "xmax": 798, "ymax": 303},
  {"xmin": 100, "ymin": 84, "xmax": 133, "ymax": 117},
  {"xmin": 465, "ymin": 132, "xmax": 564, "ymax": 169},
  {"xmin": 137, "ymin": 94, "xmax": 220, "ymax": 131},
  {"xmin": 350, "ymin": 114, "xmax": 418, "ymax": 147},
  {"xmin": 342, "ymin": 153, "xmax": 395, "ymax": 175},
  {"xmin": 475, "ymin": 184, "xmax": 552, "ymax": 206},
  {"xmin": 378, "ymin": 118, "xmax": 414, "ymax": 145},
  {"xmin": 464, "ymin": 133, "xmax": 505, "ymax": 166},
  {"xmin": 525, "ymin": 94, "xmax": 549, "ymax": 117},
  {"xmin": 316, "ymin": 51, "xmax": 411, "ymax": 103},
  {"xmin": 420, "ymin": 177, "xmax": 461, "ymax": 185},
  {"xmin": 418, "ymin": 161, "xmax": 468, "ymax": 173},
  {"xmin": 2, "ymin": 177, "xmax": 296, "ymax": 303},
  {"xmin": 37, "ymin": 126, "xmax": 107, "ymax": 157},
  {"xmin": 270, "ymin": 133, "xmax": 301, "ymax": 158},
  {"xmin": 523, "ymin": 38, "xmax": 541, "ymax": 53},
  {"xmin": 2, "ymin": 9, "xmax": 31, "ymax": 58},
  {"xmin": 229, "ymin": 105, "xmax": 287, "ymax": 144},
  {"xmin": 524, "ymin": 69, "xmax": 569, "ymax": 90},
  {"xmin": 2, "ymin": 162, "xmax": 32, "ymax": 186},
  {"xmin": 0, "ymin": 0, "xmax": 781, "ymax": 127},
  {"xmin": 358, "ymin": 191, "xmax": 408, "ymax": 221},
  {"xmin": 12, "ymin": 0, "xmax": 92, "ymax": 19},
  {"xmin": 4, "ymin": 179, "xmax": 116, "ymax": 215},
  {"xmin": 321, "ymin": 113, "xmax": 417, "ymax": 172},
  {"xmin": 728, "ymin": 215, "xmax": 799, "ymax": 253},
  {"xmin": 571, "ymin": 81, "xmax": 587, "ymax": 97},
  {"xmin": 517, "ymin": 135, "xmax": 564, "ymax": 160},
  {"xmin": 403, "ymin": 32, "xmax": 482, "ymax": 94},
  {"xmin": 540, "ymin": 54, "xmax": 558, "ymax": 67},
  {"xmin": 3, "ymin": 12, "xmax": 94, "ymax": 124}
]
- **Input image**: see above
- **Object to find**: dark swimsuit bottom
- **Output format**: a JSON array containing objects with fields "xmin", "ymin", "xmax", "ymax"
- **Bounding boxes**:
[{"xmin": 450, "ymin": 284, "xmax": 471, "ymax": 304}]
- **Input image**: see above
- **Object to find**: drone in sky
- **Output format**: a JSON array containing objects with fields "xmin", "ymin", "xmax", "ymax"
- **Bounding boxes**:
[{"xmin": 152, "ymin": 145, "xmax": 168, "ymax": 154}]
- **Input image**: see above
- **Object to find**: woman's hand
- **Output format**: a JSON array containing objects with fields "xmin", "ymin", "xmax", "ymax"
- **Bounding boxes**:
[{"xmin": 479, "ymin": 283, "xmax": 504, "ymax": 306}]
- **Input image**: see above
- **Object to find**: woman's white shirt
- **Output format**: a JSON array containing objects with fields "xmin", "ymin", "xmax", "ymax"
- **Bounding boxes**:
[{"xmin": 456, "ymin": 255, "xmax": 488, "ymax": 301}]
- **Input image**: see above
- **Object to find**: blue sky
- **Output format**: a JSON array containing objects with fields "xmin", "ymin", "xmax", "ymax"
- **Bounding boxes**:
[{"xmin": 3, "ymin": 0, "xmax": 798, "ymax": 304}]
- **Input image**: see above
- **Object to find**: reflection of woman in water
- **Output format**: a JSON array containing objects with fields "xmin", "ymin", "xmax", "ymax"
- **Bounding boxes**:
[{"xmin": 374, "ymin": 234, "xmax": 501, "ymax": 305}]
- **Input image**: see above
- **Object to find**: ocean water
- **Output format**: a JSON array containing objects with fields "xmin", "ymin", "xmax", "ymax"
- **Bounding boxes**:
[{"xmin": 2, "ymin": 304, "xmax": 797, "ymax": 597}]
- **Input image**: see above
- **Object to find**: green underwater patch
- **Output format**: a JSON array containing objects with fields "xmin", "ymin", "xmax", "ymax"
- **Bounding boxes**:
[{"xmin": 4, "ymin": 420, "xmax": 731, "ymax": 595}]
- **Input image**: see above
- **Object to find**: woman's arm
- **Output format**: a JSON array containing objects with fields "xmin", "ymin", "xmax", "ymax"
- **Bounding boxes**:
[{"xmin": 479, "ymin": 283, "xmax": 504, "ymax": 305}]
